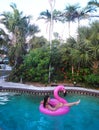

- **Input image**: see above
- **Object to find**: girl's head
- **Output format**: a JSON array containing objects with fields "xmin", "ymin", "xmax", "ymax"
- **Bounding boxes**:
[{"xmin": 43, "ymin": 95, "xmax": 50, "ymax": 108}]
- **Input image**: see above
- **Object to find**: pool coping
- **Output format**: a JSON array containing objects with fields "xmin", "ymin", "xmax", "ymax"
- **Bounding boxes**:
[{"xmin": 0, "ymin": 81, "xmax": 99, "ymax": 97}]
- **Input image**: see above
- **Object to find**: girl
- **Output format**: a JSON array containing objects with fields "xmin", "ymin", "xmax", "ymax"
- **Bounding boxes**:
[{"xmin": 41, "ymin": 95, "xmax": 80, "ymax": 111}]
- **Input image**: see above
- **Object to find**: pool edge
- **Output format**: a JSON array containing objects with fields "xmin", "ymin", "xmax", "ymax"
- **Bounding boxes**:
[{"xmin": 0, "ymin": 81, "xmax": 99, "ymax": 97}]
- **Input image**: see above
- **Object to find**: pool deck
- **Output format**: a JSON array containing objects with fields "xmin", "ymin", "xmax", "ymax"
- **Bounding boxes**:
[{"xmin": 0, "ymin": 80, "xmax": 99, "ymax": 97}]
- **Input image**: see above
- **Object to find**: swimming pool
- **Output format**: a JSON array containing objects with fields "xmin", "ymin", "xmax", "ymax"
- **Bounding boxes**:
[{"xmin": 0, "ymin": 92, "xmax": 99, "ymax": 130}]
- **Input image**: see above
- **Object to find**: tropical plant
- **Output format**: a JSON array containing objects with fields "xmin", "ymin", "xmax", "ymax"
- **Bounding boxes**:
[
  {"xmin": 88, "ymin": 21, "xmax": 99, "ymax": 74},
  {"xmin": 28, "ymin": 36, "xmax": 48, "ymax": 49},
  {"xmin": 88, "ymin": 0, "xmax": 99, "ymax": 7},
  {"xmin": 74, "ymin": 4, "xmax": 97, "ymax": 28},
  {"xmin": 38, "ymin": 9, "xmax": 61, "ymax": 44},
  {"xmin": 84, "ymin": 74, "xmax": 99, "ymax": 88},
  {"xmin": 38, "ymin": 1, "xmax": 61, "ymax": 83},
  {"xmin": 21, "ymin": 46, "xmax": 50, "ymax": 83},
  {"xmin": 0, "ymin": 3, "xmax": 40, "ymax": 66},
  {"xmin": 0, "ymin": 28, "xmax": 9, "ymax": 54},
  {"xmin": 61, "ymin": 4, "xmax": 80, "ymax": 37}
]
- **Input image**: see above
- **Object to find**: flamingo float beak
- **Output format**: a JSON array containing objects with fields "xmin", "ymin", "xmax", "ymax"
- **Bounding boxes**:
[{"xmin": 63, "ymin": 89, "xmax": 67, "ymax": 97}]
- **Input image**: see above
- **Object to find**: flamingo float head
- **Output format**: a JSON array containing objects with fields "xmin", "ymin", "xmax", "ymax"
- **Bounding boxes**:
[
  {"xmin": 55, "ymin": 85, "xmax": 66, "ymax": 92},
  {"xmin": 54, "ymin": 85, "xmax": 67, "ymax": 103}
]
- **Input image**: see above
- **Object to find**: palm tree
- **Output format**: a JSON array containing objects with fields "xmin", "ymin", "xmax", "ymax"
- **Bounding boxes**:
[
  {"xmin": 88, "ymin": 21, "xmax": 99, "ymax": 74},
  {"xmin": 48, "ymin": 0, "xmax": 55, "ymax": 48},
  {"xmin": 0, "ymin": 28, "xmax": 9, "ymax": 55},
  {"xmin": 38, "ymin": 10, "xmax": 51, "ymax": 40},
  {"xmin": 60, "ymin": 3, "xmax": 97, "ymax": 38},
  {"xmin": 88, "ymin": 0, "xmax": 99, "ymax": 7},
  {"xmin": 77, "ymin": 21, "xmax": 99, "ymax": 74},
  {"xmin": 60, "ymin": 4, "xmax": 80, "ymax": 38},
  {"xmin": 71, "ymin": 3, "xmax": 97, "ymax": 29},
  {"xmin": 38, "ymin": 9, "xmax": 53, "ymax": 83},
  {"xmin": 38, "ymin": 2, "xmax": 62, "ymax": 83},
  {"xmin": 38, "ymin": 9, "xmax": 61, "ymax": 44},
  {"xmin": 87, "ymin": 1, "xmax": 99, "ymax": 18},
  {"xmin": 0, "ymin": 3, "xmax": 40, "ymax": 66},
  {"xmin": 0, "ymin": 28, "xmax": 9, "ymax": 46}
]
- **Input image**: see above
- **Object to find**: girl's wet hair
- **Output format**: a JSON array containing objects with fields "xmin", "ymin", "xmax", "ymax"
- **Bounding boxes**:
[{"xmin": 43, "ymin": 95, "xmax": 49, "ymax": 108}]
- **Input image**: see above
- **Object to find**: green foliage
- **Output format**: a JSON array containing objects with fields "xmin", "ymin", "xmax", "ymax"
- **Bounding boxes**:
[
  {"xmin": 7, "ymin": 66, "xmax": 23, "ymax": 82},
  {"xmin": 20, "ymin": 47, "xmax": 50, "ymax": 83},
  {"xmin": 29, "ymin": 36, "xmax": 48, "ymax": 50},
  {"xmin": 0, "ymin": 3, "xmax": 40, "ymax": 67},
  {"xmin": 65, "ymin": 68, "xmax": 91, "ymax": 83},
  {"xmin": 84, "ymin": 74, "xmax": 99, "ymax": 88},
  {"xmin": 6, "ymin": 17, "xmax": 99, "ymax": 88}
]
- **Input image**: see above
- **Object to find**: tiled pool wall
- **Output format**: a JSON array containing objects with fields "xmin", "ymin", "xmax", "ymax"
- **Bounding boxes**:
[{"xmin": 0, "ymin": 86, "xmax": 99, "ymax": 97}]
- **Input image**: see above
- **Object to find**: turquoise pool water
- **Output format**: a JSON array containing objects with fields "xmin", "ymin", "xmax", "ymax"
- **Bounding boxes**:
[{"xmin": 0, "ymin": 92, "xmax": 99, "ymax": 130}]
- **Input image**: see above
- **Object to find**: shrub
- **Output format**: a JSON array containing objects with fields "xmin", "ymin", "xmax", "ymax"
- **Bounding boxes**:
[{"xmin": 84, "ymin": 74, "xmax": 99, "ymax": 88}]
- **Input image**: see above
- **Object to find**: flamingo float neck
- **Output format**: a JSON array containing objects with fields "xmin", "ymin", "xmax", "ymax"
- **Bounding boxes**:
[{"xmin": 54, "ymin": 85, "xmax": 66, "ymax": 103}]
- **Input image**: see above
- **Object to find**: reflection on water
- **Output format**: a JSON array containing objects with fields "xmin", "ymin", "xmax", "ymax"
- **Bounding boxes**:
[
  {"xmin": 38, "ymin": 114, "xmax": 66, "ymax": 130},
  {"xmin": 0, "ymin": 92, "xmax": 16, "ymax": 105}
]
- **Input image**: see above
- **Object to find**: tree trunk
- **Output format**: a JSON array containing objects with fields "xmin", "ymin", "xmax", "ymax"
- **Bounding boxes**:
[
  {"xmin": 68, "ymin": 21, "xmax": 71, "ymax": 37},
  {"xmin": 48, "ymin": 0, "xmax": 55, "ymax": 83},
  {"xmin": 72, "ymin": 64, "xmax": 74, "ymax": 75}
]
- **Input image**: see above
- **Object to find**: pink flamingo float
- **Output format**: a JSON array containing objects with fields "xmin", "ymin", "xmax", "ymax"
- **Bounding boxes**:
[{"xmin": 39, "ymin": 85, "xmax": 70, "ymax": 116}]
